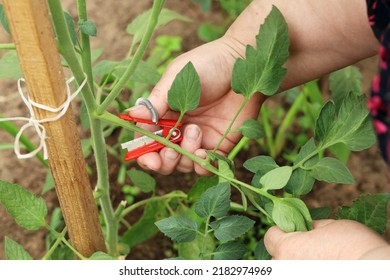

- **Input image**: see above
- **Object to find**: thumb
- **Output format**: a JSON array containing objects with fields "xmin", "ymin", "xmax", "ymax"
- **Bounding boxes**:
[
  {"xmin": 264, "ymin": 226, "xmax": 288, "ymax": 257},
  {"xmin": 127, "ymin": 87, "xmax": 170, "ymax": 120},
  {"xmin": 127, "ymin": 57, "xmax": 191, "ymax": 119}
]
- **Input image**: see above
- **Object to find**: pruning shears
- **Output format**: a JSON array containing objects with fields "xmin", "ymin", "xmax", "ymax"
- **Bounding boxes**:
[{"xmin": 118, "ymin": 98, "xmax": 183, "ymax": 161}]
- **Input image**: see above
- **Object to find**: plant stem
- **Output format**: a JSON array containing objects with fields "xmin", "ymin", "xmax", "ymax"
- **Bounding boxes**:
[
  {"xmin": 274, "ymin": 91, "xmax": 306, "ymax": 157},
  {"xmin": 200, "ymin": 216, "xmax": 211, "ymax": 260},
  {"xmin": 42, "ymin": 227, "xmax": 68, "ymax": 260},
  {"xmin": 119, "ymin": 190, "xmax": 187, "ymax": 219},
  {"xmin": 77, "ymin": 0, "xmax": 94, "ymax": 93},
  {"xmin": 228, "ymin": 136, "xmax": 249, "ymax": 160},
  {"xmin": 212, "ymin": 97, "xmax": 249, "ymax": 154},
  {"xmin": 45, "ymin": 225, "xmax": 86, "ymax": 259},
  {"xmin": 0, "ymin": 116, "xmax": 48, "ymax": 167},
  {"xmin": 260, "ymin": 106, "xmax": 275, "ymax": 157},
  {"xmin": 97, "ymin": 111, "xmax": 209, "ymax": 168},
  {"xmin": 48, "ymin": 0, "xmax": 117, "ymax": 256},
  {"xmin": 98, "ymin": 111, "xmax": 278, "ymax": 202},
  {"xmin": 0, "ymin": 43, "xmax": 15, "ymax": 50},
  {"xmin": 96, "ymin": 0, "xmax": 165, "ymax": 114}
]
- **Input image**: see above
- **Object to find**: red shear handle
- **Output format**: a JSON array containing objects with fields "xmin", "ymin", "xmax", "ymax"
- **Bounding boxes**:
[{"xmin": 124, "ymin": 133, "xmax": 183, "ymax": 161}]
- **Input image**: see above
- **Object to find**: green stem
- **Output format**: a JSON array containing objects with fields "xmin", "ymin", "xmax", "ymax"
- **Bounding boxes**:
[
  {"xmin": 42, "ymin": 227, "xmax": 68, "ymax": 260},
  {"xmin": 274, "ymin": 91, "xmax": 306, "ymax": 157},
  {"xmin": 260, "ymin": 106, "xmax": 275, "ymax": 157},
  {"xmin": 0, "ymin": 116, "xmax": 48, "ymax": 167},
  {"xmin": 0, "ymin": 43, "xmax": 15, "ymax": 50},
  {"xmin": 165, "ymin": 112, "xmax": 184, "ymax": 140},
  {"xmin": 228, "ymin": 136, "xmax": 249, "ymax": 160},
  {"xmin": 77, "ymin": 0, "xmax": 94, "ymax": 93},
  {"xmin": 98, "ymin": 111, "xmax": 278, "ymax": 201},
  {"xmin": 48, "ymin": 0, "xmax": 117, "ymax": 256},
  {"xmin": 119, "ymin": 191, "xmax": 187, "ymax": 219},
  {"xmin": 45, "ymin": 225, "xmax": 86, "ymax": 259},
  {"xmin": 97, "ymin": 111, "xmax": 209, "ymax": 168},
  {"xmin": 212, "ymin": 97, "xmax": 249, "ymax": 154},
  {"xmin": 200, "ymin": 216, "xmax": 211, "ymax": 260},
  {"xmin": 96, "ymin": 0, "xmax": 165, "ymax": 114}
]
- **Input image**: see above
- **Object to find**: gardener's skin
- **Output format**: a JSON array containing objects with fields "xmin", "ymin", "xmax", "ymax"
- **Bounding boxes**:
[
  {"xmin": 264, "ymin": 219, "xmax": 390, "ymax": 259},
  {"xmin": 129, "ymin": 0, "xmax": 379, "ymax": 175},
  {"xmin": 129, "ymin": 0, "xmax": 390, "ymax": 259}
]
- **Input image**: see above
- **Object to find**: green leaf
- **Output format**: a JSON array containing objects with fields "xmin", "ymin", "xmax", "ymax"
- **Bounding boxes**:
[
  {"xmin": 206, "ymin": 151, "xmax": 235, "ymax": 172},
  {"xmin": 178, "ymin": 234, "xmax": 215, "ymax": 260},
  {"xmin": 5, "ymin": 237, "xmax": 33, "ymax": 260},
  {"xmin": 329, "ymin": 142, "xmax": 351, "ymax": 164},
  {"xmin": 285, "ymin": 138, "xmax": 318, "ymax": 195},
  {"xmin": 195, "ymin": 182, "xmax": 231, "ymax": 218},
  {"xmin": 0, "ymin": 4, "xmax": 10, "ymax": 33},
  {"xmin": 42, "ymin": 170, "xmax": 55, "ymax": 194},
  {"xmin": 212, "ymin": 241, "xmax": 247, "ymax": 260},
  {"xmin": 78, "ymin": 19, "xmax": 97, "ymax": 36},
  {"xmin": 218, "ymin": 159, "xmax": 234, "ymax": 183},
  {"xmin": 239, "ymin": 119, "xmax": 265, "ymax": 139},
  {"xmin": 243, "ymin": 156, "xmax": 279, "ymax": 174},
  {"xmin": 0, "ymin": 51, "xmax": 22, "ymax": 79},
  {"xmin": 310, "ymin": 157, "xmax": 354, "ymax": 184},
  {"xmin": 120, "ymin": 200, "xmax": 167, "ymax": 247},
  {"xmin": 322, "ymin": 93, "xmax": 376, "ymax": 151},
  {"xmin": 329, "ymin": 66, "xmax": 362, "ymax": 110},
  {"xmin": 272, "ymin": 198, "xmax": 312, "ymax": 232},
  {"xmin": 0, "ymin": 181, "xmax": 47, "ymax": 230},
  {"xmin": 187, "ymin": 176, "xmax": 219, "ymax": 203},
  {"xmin": 254, "ymin": 239, "xmax": 271, "ymax": 260},
  {"xmin": 87, "ymin": 252, "xmax": 117, "ymax": 260},
  {"xmin": 168, "ymin": 62, "xmax": 201, "ymax": 113},
  {"xmin": 127, "ymin": 169, "xmax": 156, "ymax": 193},
  {"xmin": 309, "ymin": 206, "xmax": 332, "ymax": 220},
  {"xmin": 115, "ymin": 59, "xmax": 161, "ymax": 84},
  {"xmin": 314, "ymin": 101, "xmax": 336, "ymax": 142},
  {"xmin": 210, "ymin": 215, "xmax": 255, "ymax": 241},
  {"xmin": 63, "ymin": 12, "xmax": 77, "ymax": 45},
  {"xmin": 231, "ymin": 6, "xmax": 289, "ymax": 97},
  {"xmin": 192, "ymin": 0, "xmax": 212, "ymax": 12},
  {"xmin": 127, "ymin": 8, "xmax": 191, "ymax": 46},
  {"xmin": 220, "ymin": 0, "xmax": 249, "ymax": 18},
  {"xmin": 260, "ymin": 166, "xmax": 292, "ymax": 190},
  {"xmin": 49, "ymin": 207, "xmax": 64, "ymax": 231},
  {"xmin": 285, "ymin": 168, "xmax": 315, "ymax": 196},
  {"xmin": 155, "ymin": 216, "xmax": 198, "ymax": 243},
  {"xmin": 336, "ymin": 193, "xmax": 389, "ymax": 235},
  {"xmin": 294, "ymin": 138, "xmax": 319, "ymax": 166},
  {"xmin": 93, "ymin": 59, "xmax": 161, "ymax": 85},
  {"xmin": 197, "ymin": 23, "xmax": 225, "ymax": 42}
]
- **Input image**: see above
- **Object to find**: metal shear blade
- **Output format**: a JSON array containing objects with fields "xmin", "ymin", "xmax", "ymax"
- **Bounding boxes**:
[
  {"xmin": 121, "ymin": 130, "xmax": 163, "ymax": 151},
  {"xmin": 118, "ymin": 97, "xmax": 183, "ymax": 161}
]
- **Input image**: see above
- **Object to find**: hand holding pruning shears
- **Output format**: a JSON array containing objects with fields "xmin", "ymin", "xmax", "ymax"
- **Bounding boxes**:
[{"xmin": 124, "ymin": 38, "xmax": 264, "ymax": 175}]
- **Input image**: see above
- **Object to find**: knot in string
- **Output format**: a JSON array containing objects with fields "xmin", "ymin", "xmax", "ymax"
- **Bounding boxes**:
[{"xmin": 0, "ymin": 76, "xmax": 87, "ymax": 160}]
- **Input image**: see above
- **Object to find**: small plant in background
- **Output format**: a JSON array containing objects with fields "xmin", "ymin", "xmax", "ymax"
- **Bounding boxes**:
[{"xmin": 0, "ymin": 1, "xmax": 388, "ymax": 260}]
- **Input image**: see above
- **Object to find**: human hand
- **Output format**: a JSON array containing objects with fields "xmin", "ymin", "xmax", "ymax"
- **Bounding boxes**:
[
  {"xmin": 264, "ymin": 219, "xmax": 390, "ymax": 260},
  {"xmin": 128, "ymin": 0, "xmax": 379, "ymax": 175},
  {"xmin": 128, "ymin": 37, "xmax": 265, "ymax": 175}
]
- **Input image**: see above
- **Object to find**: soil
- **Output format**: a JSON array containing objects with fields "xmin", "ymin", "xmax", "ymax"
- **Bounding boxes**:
[{"xmin": 0, "ymin": 0, "xmax": 389, "ymax": 260}]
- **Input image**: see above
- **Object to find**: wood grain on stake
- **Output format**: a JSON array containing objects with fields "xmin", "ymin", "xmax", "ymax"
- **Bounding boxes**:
[{"xmin": 3, "ymin": 0, "xmax": 106, "ymax": 257}]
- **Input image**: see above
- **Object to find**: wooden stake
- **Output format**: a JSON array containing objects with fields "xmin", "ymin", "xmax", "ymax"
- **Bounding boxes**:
[{"xmin": 3, "ymin": 0, "xmax": 106, "ymax": 257}]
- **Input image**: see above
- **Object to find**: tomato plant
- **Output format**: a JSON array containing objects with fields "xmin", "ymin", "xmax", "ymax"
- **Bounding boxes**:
[{"xmin": 0, "ymin": 1, "xmax": 388, "ymax": 260}]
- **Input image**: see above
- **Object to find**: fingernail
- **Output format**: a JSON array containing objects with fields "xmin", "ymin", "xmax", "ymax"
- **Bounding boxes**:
[
  {"xmin": 125, "ymin": 105, "xmax": 143, "ymax": 114},
  {"xmin": 186, "ymin": 125, "xmax": 200, "ymax": 141},
  {"xmin": 165, "ymin": 148, "xmax": 179, "ymax": 160}
]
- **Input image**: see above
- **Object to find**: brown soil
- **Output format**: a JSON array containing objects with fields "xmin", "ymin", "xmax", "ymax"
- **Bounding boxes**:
[{"xmin": 0, "ymin": 0, "xmax": 388, "ymax": 260}]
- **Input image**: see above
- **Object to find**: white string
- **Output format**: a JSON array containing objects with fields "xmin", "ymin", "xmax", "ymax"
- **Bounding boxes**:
[{"xmin": 0, "ymin": 76, "xmax": 87, "ymax": 160}]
